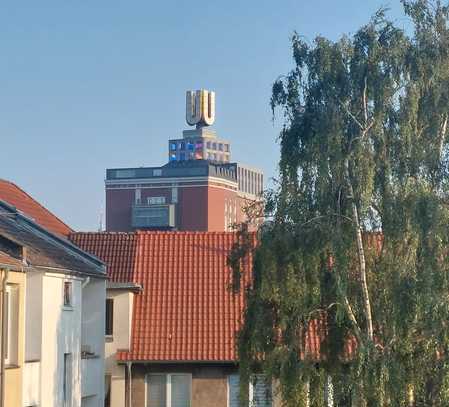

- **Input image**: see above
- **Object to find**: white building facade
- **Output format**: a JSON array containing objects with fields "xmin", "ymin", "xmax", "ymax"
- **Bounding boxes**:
[{"xmin": 0, "ymin": 200, "xmax": 107, "ymax": 407}]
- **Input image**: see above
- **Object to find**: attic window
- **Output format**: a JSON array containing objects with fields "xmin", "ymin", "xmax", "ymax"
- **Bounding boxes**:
[{"xmin": 63, "ymin": 281, "xmax": 73, "ymax": 308}]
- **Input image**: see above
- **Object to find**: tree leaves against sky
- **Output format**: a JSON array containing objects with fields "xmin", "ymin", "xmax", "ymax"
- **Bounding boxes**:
[{"xmin": 233, "ymin": 1, "xmax": 449, "ymax": 406}]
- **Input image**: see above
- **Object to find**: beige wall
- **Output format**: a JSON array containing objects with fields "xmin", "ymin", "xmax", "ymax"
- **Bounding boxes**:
[
  {"xmin": 106, "ymin": 289, "xmax": 134, "ymax": 407},
  {"xmin": 3, "ymin": 270, "xmax": 26, "ymax": 407}
]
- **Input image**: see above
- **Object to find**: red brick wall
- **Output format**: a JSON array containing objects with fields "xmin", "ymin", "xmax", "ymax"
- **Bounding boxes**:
[
  {"xmin": 178, "ymin": 186, "xmax": 208, "ymax": 231},
  {"xmin": 106, "ymin": 189, "xmax": 135, "ymax": 232},
  {"xmin": 207, "ymin": 187, "xmax": 238, "ymax": 231},
  {"xmin": 106, "ymin": 184, "xmax": 245, "ymax": 232}
]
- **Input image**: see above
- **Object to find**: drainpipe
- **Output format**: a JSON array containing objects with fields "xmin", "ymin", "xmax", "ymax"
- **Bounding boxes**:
[
  {"xmin": 0, "ymin": 267, "xmax": 9, "ymax": 407},
  {"xmin": 127, "ymin": 362, "xmax": 132, "ymax": 407},
  {"xmin": 81, "ymin": 276, "xmax": 90, "ymax": 289}
]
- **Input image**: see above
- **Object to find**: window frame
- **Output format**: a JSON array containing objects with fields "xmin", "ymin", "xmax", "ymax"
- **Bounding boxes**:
[
  {"xmin": 145, "ymin": 373, "xmax": 192, "ymax": 407},
  {"xmin": 227, "ymin": 374, "xmax": 273, "ymax": 407},
  {"xmin": 105, "ymin": 298, "xmax": 114, "ymax": 337},
  {"xmin": 63, "ymin": 281, "xmax": 73, "ymax": 309},
  {"xmin": 4, "ymin": 284, "xmax": 19, "ymax": 366},
  {"xmin": 63, "ymin": 352, "xmax": 72, "ymax": 406}
]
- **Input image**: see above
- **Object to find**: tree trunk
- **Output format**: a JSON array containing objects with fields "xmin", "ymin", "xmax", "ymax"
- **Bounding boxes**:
[
  {"xmin": 324, "ymin": 376, "xmax": 334, "ymax": 407},
  {"xmin": 344, "ymin": 158, "xmax": 374, "ymax": 342},
  {"xmin": 407, "ymin": 384, "xmax": 415, "ymax": 407}
]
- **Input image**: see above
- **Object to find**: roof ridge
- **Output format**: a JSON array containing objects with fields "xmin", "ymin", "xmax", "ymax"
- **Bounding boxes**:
[
  {"xmin": 0, "ymin": 179, "xmax": 73, "ymax": 233},
  {"xmin": 135, "ymin": 230, "xmax": 241, "ymax": 235},
  {"xmin": 70, "ymin": 231, "xmax": 137, "ymax": 236}
]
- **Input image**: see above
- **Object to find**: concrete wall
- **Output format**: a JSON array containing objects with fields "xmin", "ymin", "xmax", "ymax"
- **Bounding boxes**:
[
  {"xmin": 25, "ymin": 271, "xmax": 42, "ymax": 362},
  {"xmin": 23, "ymin": 271, "xmax": 105, "ymax": 407},
  {"xmin": 106, "ymin": 289, "xmax": 134, "ymax": 407},
  {"xmin": 81, "ymin": 277, "xmax": 106, "ymax": 405},
  {"xmin": 4, "ymin": 270, "xmax": 26, "ymax": 407},
  {"xmin": 40, "ymin": 272, "xmax": 83, "ymax": 407}
]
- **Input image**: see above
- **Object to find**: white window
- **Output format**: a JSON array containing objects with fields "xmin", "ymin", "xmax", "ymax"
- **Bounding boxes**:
[
  {"xmin": 147, "ymin": 373, "xmax": 191, "ymax": 407},
  {"xmin": 63, "ymin": 281, "xmax": 73, "ymax": 308},
  {"xmin": 228, "ymin": 374, "xmax": 272, "ymax": 407},
  {"xmin": 4, "ymin": 284, "xmax": 19, "ymax": 366},
  {"xmin": 148, "ymin": 196, "xmax": 166, "ymax": 205}
]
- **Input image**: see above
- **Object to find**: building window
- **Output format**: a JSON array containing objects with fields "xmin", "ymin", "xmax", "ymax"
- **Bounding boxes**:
[
  {"xmin": 148, "ymin": 196, "xmax": 166, "ymax": 205},
  {"xmin": 212, "ymin": 142, "xmax": 217, "ymax": 150},
  {"xmin": 105, "ymin": 299, "xmax": 114, "ymax": 336},
  {"xmin": 4, "ymin": 284, "xmax": 18, "ymax": 366},
  {"xmin": 225, "ymin": 144, "xmax": 230, "ymax": 152},
  {"xmin": 63, "ymin": 353, "xmax": 72, "ymax": 405},
  {"xmin": 228, "ymin": 374, "xmax": 272, "ymax": 407},
  {"xmin": 187, "ymin": 142, "xmax": 194, "ymax": 151},
  {"xmin": 170, "ymin": 143, "xmax": 177, "ymax": 151},
  {"xmin": 206, "ymin": 141, "xmax": 211, "ymax": 149},
  {"xmin": 147, "ymin": 374, "xmax": 191, "ymax": 407},
  {"xmin": 63, "ymin": 281, "xmax": 73, "ymax": 308},
  {"xmin": 180, "ymin": 142, "xmax": 185, "ymax": 150},
  {"xmin": 218, "ymin": 143, "xmax": 223, "ymax": 151},
  {"xmin": 180, "ymin": 152, "xmax": 185, "ymax": 161}
]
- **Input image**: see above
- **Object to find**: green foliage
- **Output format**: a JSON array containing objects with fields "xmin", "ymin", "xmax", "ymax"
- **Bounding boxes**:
[{"xmin": 234, "ymin": 1, "xmax": 449, "ymax": 405}]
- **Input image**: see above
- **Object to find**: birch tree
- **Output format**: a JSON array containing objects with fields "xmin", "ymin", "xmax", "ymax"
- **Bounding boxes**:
[{"xmin": 233, "ymin": 1, "xmax": 449, "ymax": 406}]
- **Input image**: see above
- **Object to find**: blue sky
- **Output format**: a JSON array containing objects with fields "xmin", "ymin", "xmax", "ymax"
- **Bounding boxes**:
[{"xmin": 2, "ymin": 1, "xmax": 407, "ymax": 230}]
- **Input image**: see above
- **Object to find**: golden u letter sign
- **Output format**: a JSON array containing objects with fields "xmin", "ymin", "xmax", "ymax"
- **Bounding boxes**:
[{"xmin": 186, "ymin": 89, "xmax": 215, "ymax": 127}]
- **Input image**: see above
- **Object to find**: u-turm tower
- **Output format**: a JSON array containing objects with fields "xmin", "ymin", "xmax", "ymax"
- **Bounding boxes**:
[{"xmin": 105, "ymin": 90, "xmax": 263, "ymax": 232}]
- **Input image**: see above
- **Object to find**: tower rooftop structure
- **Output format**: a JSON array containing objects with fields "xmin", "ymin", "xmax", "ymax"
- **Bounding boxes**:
[
  {"xmin": 105, "ymin": 90, "xmax": 263, "ymax": 232},
  {"xmin": 168, "ymin": 90, "xmax": 231, "ymax": 164}
]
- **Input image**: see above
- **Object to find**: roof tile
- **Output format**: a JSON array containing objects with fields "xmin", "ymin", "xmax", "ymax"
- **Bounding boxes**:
[{"xmin": 0, "ymin": 179, "xmax": 72, "ymax": 237}]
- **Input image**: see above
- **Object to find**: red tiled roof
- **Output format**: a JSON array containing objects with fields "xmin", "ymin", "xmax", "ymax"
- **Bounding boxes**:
[
  {"xmin": 70, "ymin": 230, "xmax": 356, "ymax": 363},
  {"xmin": 71, "ymin": 231, "xmax": 253, "ymax": 362},
  {"xmin": 69, "ymin": 232, "xmax": 137, "ymax": 282},
  {"xmin": 0, "ymin": 179, "xmax": 73, "ymax": 237}
]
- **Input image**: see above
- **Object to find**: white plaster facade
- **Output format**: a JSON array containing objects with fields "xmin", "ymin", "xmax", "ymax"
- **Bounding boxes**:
[{"xmin": 23, "ymin": 271, "xmax": 106, "ymax": 407}]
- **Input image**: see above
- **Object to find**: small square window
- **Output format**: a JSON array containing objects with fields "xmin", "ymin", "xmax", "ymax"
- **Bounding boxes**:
[{"xmin": 63, "ymin": 281, "xmax": 73, "ymax": 307}]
